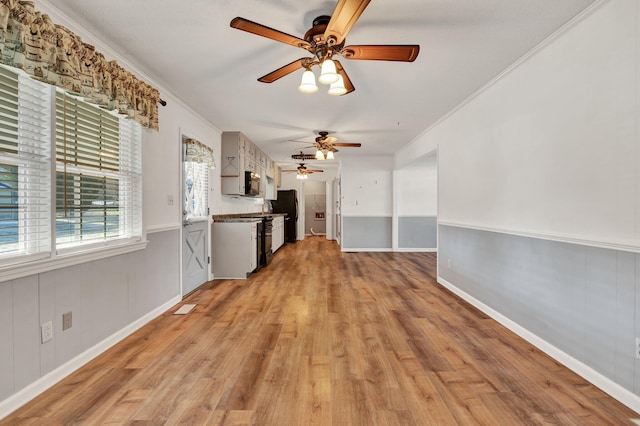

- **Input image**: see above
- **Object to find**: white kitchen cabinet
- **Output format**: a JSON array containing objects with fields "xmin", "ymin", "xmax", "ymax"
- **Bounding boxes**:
[
  {"xmin": 271, "ymin": 215, "xmax": 285, "ymax": 252},
  {"xmin": 222, "ymin": 131, "xmax": 279, "ymax": 198},
  {"xmin": 221, "ymin": 132, "xmax": 252, "ymax": 195},
  {"xmin": 212, "ymin": 221, "xmax": 258, "ymax": 279}
]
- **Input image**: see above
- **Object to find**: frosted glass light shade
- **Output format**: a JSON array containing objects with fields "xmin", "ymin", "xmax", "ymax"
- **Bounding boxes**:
[
  {"xmin": 298, "ymin": 69, "xmax": 318, "ymax": 93},
  {"xmin": 328, "ymin": 75, "xmax": 347, "ymax": 96},
  {"xmin": 318, "ymin": 59, "xmax": 338, "ymax": 85},
  {"xmin": 315, "ymin": 149, "xmax": 325, "ymax": 160},
  {"xmin": 326, "ymin": 150, "xmax": 334, "ymax": 160},
  {"xmin": 296, "ymin": 173, "xmax": 308, "ymax": 180}
]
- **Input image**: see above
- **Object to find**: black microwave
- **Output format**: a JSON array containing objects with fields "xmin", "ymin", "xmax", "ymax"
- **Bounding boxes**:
[{"xmin": 245, "ymin": 171, "xmax": 260, "ymax": 196}]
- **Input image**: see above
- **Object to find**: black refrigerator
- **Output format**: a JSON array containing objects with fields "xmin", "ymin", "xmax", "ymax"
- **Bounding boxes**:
[{"xmin": 272, "ymin": 189, "xmax": 297, "ymax": 243}]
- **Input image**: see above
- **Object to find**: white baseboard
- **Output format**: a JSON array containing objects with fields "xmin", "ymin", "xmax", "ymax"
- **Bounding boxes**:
[
  {"xmin": 0, "ymin": 295, "xmax": 182, "ymax": 420},
  {"xmin": 395, "ymin": 248, "xmax": 437, "ymax": 253},
  {"xmin": 341, "ymin": 248, "xmax": 393, "ymax": 252},
  {"xmin": 437, "ymin": 276, "xmax": 640, "ymax": 415}
]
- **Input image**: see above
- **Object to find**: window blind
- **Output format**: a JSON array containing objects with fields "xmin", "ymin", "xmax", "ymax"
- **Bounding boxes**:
[
  {"xmin": 0, "ymin": 66, "xmax": 51, "ymax": 260},
  {"xmin": 56, "ymin": 92, "xmax": 142, "ymax": 248},
  {"xmin": 184, "ymin": 161, "xmax": 209, "ymax": 218}
]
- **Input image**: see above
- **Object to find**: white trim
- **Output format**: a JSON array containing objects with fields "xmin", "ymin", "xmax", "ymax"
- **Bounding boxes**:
[
  {"xmin": 146, "ymin": 224, "xmax": 181, "ymax": 234},
  {"xmin": 340, "ymin": 248, "xmax": 393, "ymax": 252},
  {"xmin": 395, "ymin": 248, "xmax": 437, "ymax": 253},
  {"xmin": 438, "ymin": 221, "xmax": 640, "ymax": 254},
  {"xmin": 0, "ymin": 295, "xmax": 181, "ymax": 420},
  {"xmin": 342, "ymin": 215, "xmax": 393, "ymax": 218},
  {"xmin": 437, "ymin": 276, "xmax": 640, "ymax": 415},
  {"xmin": 396, "ymin": 0, "xmax": 609, "ymax": 169},
  {"xmin": 0, "ymin": 240, "xmax": 148, "ymax": 283}
]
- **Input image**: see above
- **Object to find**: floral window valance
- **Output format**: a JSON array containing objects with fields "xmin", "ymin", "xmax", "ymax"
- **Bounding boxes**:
[
  {"xmin": 0, "ymin": 0, "xmax": 161, "ymax": 130},
  {"xmin": 184, "ymin": 137, "xmax": 215, "ymax": 168}
]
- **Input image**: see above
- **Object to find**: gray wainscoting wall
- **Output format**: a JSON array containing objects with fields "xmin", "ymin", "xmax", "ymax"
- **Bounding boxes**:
[
  {"xmin": 342, "ymin": 216, "xmax": 392, "ymax": 250},
  {"xmin": 398, "ymin": 216, "xmax": 437, "ymax": 249},
  {"xmin": 0, "ymin": 229, "xmax": 180, "ymax": 402},
  {"xmin": 438, "ymin": 224, "xmax": 639, "ymax": 395}
]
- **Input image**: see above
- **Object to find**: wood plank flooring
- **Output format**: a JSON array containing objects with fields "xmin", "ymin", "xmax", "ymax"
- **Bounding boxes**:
[{"xmin": 3, "ymin": 236, "xmax": 639, "ymax": 425}]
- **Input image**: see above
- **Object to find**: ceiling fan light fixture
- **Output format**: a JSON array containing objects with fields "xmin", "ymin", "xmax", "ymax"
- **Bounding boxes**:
[
  {"xmin": 315, "ymin": 149, "xmax": 325, "ymax": 160},
  {"xmin": 318, "ymin": 59, "xmax": 338, "ymax": 85},
  {"xmin": 296, "ymin": 173, "xmax": 308, "ymax": 180},
  {"xmin": 326, "ymin": 150, "xmax": 334, "ymax": 160},
  {"xmin": 328, "ymin": 74, "xmax": 347, "ymax": 96},
  {"xmin": 298, "ymin": 69, "xmax": 318, "ymax": 93}
]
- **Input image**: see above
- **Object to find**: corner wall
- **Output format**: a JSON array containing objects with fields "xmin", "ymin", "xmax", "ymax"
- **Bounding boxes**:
[{"xmin": 398, "ymin": 0, "xmax": 640, "ymax": 409}]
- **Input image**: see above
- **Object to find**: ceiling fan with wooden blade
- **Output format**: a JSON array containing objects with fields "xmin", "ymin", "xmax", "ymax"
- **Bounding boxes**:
[
  {"xmin": 230, "ymin": 0, "xmax": 419, "ymax": 95},
  {"xmin": 281, "ymin": 163, "xmax": 324, "ymax": 179},
  {"xmin": 289, "ymin": 131, "xmax": 361, "ymax": 159},
  {"xmin": 291, "ymin": 151, "xmax": 317, "ymax": 161}
]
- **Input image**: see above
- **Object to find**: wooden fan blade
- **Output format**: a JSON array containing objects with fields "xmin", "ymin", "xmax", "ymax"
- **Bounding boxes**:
[
  {"xmin": 333, "ymin": 60, "xmax": 355, "ymax": 94},
  {"xmin": 258, "ymin": 58, "xmax": 309, "ymax": 83},
  {"xmin": 291, "ymin": 153, "xmax": 316, "ymax": 160},
  {"xmin": 230, "ymin": 17, "xmax": 311, "ymax": 49},
  {"xmin": 287, "ymin": 140, "xmax": 315, "ymax": 145},
  {"xmin": 341, "ymin": 45, "xmax": 420, "ymax": 62},
  {"xmin": 333, "ymin": 143, "xmax": 362, "ymax": 147},
  {"xmin": 325, "ymin": 0, "xmax": 372, "ymax": 46},
  {"xmin": 307, "ymin": 169, "xmax": 324, "ymax": 173}
]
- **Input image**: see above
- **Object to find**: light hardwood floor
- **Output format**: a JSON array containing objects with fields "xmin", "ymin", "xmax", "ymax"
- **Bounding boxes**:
[{"xmin": 2, "ymin": 236, "xmax": 639, "ymax": 425}]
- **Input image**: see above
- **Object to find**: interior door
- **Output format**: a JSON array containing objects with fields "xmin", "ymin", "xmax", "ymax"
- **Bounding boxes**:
[
  {"xmin": 181, "ymin": 135, "xmax": 210, "ymax": 297},
  {"xmin": 182, "ymin": 218, "xmax": 208, "ymax": 296}
]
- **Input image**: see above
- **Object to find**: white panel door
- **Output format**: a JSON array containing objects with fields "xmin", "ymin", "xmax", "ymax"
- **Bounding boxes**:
[{"xmin": 182, "ymin": 219, "xmax": 208, "ymax": 296}]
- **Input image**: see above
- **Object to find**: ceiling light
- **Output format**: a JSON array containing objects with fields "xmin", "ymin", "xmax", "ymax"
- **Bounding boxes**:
[
  {"xmin": 315, "ymin": 149, "xmax": 325, "ymax": 160},
  {"xmin": 296, "ymin": 173, "xmax": 308, "ymax": 180},
  {"xmin": 318, "ymin": 59, "xmax": 338, "ymax": 85},
  {"xmin": 298, "ymin": 69, "xmax": 318, "ymax": 93},
  {"xmin": 328, "ymin": 75, "xmax": 346, "ymax": 96},
  {"xmin": 326, "ymin": 150, "xmax": 334, "ymax": 160}
]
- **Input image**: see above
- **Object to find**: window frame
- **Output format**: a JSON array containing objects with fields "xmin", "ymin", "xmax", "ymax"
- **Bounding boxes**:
[
  {"xmin": 0, "ymin": 66, "xmax": 147, "ymax": 282},
  {"xmin": 54, "ymin": 90, "xmax": 143, "ymax": 254}
]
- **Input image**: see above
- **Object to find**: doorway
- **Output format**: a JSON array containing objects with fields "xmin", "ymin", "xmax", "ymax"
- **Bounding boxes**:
[
  {"xmin": 181, "ymin": 135, "xmax": 211, "ymax": 296},
  {"xmin": 304, "ymin": 180, "xmax": 326, "ymax": 236}
]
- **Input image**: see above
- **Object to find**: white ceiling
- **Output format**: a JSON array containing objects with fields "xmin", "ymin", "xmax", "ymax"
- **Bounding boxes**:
[{"xmin": 43, "ymin": 0, "xmax": 597, "ymax": 166}]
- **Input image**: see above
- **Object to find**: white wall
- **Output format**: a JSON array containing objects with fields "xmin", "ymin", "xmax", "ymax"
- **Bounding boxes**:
[
  {"xmin": 396, "ymin": 155, "xmax": 438, "ymax": 217},
  {"xmin": 401, "ymin": 0, "xmax": 640, "ymax": 251},
  {"xmin": 341, "ymin": 156, "xmax": 394, "ymax": 217},
  {"xmin": 396, "ymin": 0, "xmax": 640, "ymax": 410}
]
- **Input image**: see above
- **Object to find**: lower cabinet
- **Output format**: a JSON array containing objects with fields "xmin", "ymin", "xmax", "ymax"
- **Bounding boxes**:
[
  {"xmin": 272, "ymin": 216, "xmax": 285, "ymax": 252},
  {"xmin": 212, "ymin": 221, "xmax": 258, "ymax": 279}
]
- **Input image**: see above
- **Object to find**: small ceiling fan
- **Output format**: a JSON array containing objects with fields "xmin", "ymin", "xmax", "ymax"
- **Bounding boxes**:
[
  {"xmin": 281, "ymin": 163, "xmax": 324, "ymax": 179},
  {"xmin": 230, "ymin": 0, "xmax": 420, "ymax": 95},
  {"xmin": 291, "ymin": 151, "xmax": 317, "ymax": 161},
  {"xmin": 291, "ymin": 131, "xmax": 361, "ymax": 160}
]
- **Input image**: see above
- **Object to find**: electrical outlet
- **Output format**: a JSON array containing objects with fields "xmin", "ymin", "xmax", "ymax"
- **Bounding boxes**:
[
  {"xmin": 447, "ymin": 258, "xmax": 451, "ymax": 268},
  {"xmin": 167, "ymin": 194, "xmax": 174, "ymax": 206},
  {"xmin": 636, "ymin": 337, "xmax": 640, "ymax": 360},
  {"xmin": 63, "ymin": 311, "xmax": 72, "ymax": 330},
  {"xmin": 41, "ymin": 321, "xmax": 53, "ymax": 343}
]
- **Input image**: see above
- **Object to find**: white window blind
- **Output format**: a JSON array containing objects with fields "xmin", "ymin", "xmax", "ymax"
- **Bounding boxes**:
[
  {"xmin": 184, "ymin": 161, "xmax": 209, "ymax": 218},
  {"xmin": 0, "ymin": 66, "xmax": 51, "ymax": 262},
  {"xmin": 56, "ymin": 92, "xmax": 142, "ymax": 249}
]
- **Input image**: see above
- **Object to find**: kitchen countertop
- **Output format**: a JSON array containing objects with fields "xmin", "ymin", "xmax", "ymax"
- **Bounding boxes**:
[{"xmin": 212, "ymin": 213, "xmax": 287, "ymax": 222}]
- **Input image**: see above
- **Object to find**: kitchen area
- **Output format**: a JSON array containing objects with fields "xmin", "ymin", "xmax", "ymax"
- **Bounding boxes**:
[{"xmin": 211, "ymin": 132, "xmax": 298, "ymax": 279}]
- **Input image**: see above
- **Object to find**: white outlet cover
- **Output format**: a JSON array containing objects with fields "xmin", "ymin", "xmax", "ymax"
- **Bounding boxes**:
[{"xmin": 41, "ymin": 321, "xmax": 53, "ymax": 343}]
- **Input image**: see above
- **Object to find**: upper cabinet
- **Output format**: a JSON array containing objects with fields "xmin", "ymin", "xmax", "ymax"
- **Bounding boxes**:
[
  {"xmin": 221, "ymin": 131, "xmax": 278, "ymax": 198},
  {"xmin": 221, "ymin": 132, "xmax": 249, "ymax": 195}
]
